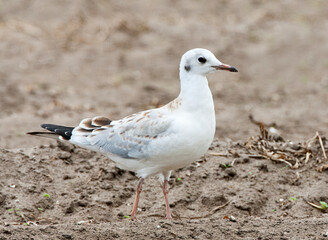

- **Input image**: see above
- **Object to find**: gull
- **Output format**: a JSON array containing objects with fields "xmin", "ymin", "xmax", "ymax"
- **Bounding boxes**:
[{"xmin": 27, "ymin": 48, "xmax": 238, "ymax": 219}]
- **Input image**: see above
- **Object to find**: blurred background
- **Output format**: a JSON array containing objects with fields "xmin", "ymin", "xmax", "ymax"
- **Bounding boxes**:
[{"xmin": 0, "ymin": 0, "xmax": 327, "ymax": 148}]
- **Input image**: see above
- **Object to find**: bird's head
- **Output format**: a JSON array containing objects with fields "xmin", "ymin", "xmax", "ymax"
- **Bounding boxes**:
[{"xmin": 180, "ymin": 48, "xmax": 238, "ymax": 76}]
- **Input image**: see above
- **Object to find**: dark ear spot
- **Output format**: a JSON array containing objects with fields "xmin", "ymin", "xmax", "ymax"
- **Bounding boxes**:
[{"xmin": 184, "ymin": 65, "xmax": 190, "ymax": 71}]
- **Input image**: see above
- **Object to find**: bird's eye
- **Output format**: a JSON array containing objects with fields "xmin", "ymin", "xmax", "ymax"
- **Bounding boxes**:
[{"xmin": 198, "ymin": 57, "xmax": 206, "ymax": 64}]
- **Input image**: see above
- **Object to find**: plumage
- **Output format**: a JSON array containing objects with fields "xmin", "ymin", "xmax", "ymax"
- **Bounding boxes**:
[
  {"xmin": 41, "ymin": 124, "xmax": 74, "ymax": 140},
  {"xmin": 27, "ymin": 48, "xmax": 238, "ymax": 219}
]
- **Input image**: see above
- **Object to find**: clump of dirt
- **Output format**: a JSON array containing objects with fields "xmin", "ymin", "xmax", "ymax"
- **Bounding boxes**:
[{"xmin": 1, "ymin": 134, "xmax": 328, "ymax": 239}]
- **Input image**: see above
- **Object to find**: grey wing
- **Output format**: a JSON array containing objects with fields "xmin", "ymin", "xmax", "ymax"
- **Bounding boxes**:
[{"xmin": 71, "ymin": 110, "xmax": 171, "ymax": 159}]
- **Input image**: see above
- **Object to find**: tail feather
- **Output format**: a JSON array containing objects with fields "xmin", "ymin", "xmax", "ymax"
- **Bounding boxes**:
[
  {"xmin": 27, "ymin": 124, "xmax": 74, "ymax": 140},
  {"xmin": 26, "ymin": 132, "xmax": 60, "ymax": 139}
]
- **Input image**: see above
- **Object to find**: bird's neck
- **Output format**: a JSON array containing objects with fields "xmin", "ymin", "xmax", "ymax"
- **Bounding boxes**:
[{"xmin": 178, "ymin": 71, "xmax": 214, "ymax": 113}]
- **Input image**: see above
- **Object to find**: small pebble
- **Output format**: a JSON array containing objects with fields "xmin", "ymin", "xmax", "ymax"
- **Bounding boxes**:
[
  {"xmin": 229, "ymin": 215, "xmax": 236, "ymax": 222},
  {"xmin": 62, "ymin": 234, "xmax": 72, "ymax": 239},
  {"xmin": 76, "ymin": 220, "xmax": 88, "ymax": 225}
]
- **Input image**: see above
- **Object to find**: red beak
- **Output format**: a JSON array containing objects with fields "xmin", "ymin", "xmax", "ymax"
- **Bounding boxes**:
[{"xmin": 213, "ymin": 64, "xmax": 238, "ymax": 72}]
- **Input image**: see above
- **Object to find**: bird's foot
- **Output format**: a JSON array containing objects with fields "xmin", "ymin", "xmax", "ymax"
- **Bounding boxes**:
[
  {"xmin": 130, "ymin": 215, "xmax": 137, "ymax": 221},
  {"xmin": 165, "ymin": 211, "xmax": 172, "ymax": 220}
]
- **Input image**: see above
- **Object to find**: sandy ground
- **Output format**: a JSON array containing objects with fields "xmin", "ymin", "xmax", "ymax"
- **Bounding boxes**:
[{"xmin": 0, "ymin": 0, "xmax": 328, "ymax": 239}]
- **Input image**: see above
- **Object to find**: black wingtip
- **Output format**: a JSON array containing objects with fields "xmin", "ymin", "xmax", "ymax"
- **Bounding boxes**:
[
  {"xmin": 26, "ymin": 131, "xmax": 60, "ymax": 139},
  {"xmin": 26, "ymin": 131, "xmax": 37, "ymax": 135},
  {"xmin": 40, "ymin": 124, "xmax": 74, "ymax": 140}
]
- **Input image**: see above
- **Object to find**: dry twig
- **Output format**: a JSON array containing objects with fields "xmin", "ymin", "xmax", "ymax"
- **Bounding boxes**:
[
  {"xmin": 316, "ymin": 131, "xmax": 327, "ymax": 161},
  {"xmin": 305, "ymin": 200, "xmax": 327, "ymax": 211},
  {"xmin": 317, "ymin": 163, "xmax": 328, "ymax": 172},
  {"xmin": 245, "ymin": 125, "xmax": 327, "ymax": 170},
  {"xmin": 209, "ymin": 152, "xmax": 228, "ymax": 157}
]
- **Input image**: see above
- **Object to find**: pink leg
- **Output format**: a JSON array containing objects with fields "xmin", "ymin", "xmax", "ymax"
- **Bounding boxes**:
[
  {"xmin": 162, "ymin": 179, "xmax": 172, "ymax": 219},
  {"xmin": 131, "ymin": 178, "xmax": 144, "ymax": 220}
]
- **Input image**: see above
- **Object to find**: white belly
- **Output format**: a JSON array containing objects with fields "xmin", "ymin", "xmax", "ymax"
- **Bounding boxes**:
[
  {"xmin": 138, "ymin": 110, "xmax": 216, "ymax": 175},
  {"xmin": 106, "ymin": 111, "xmax": 216, "ymax": 179}
]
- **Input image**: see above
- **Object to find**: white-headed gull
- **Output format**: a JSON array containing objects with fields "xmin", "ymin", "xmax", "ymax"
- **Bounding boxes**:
[{"xmin": 28, "ymin": 48, "xmax": 238, "ymax": 219}]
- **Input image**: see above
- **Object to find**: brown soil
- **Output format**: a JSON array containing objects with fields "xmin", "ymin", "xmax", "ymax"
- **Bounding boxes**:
[{"xmin": 1, "ymin": 1, "xmax": 328, "ymax": 239}]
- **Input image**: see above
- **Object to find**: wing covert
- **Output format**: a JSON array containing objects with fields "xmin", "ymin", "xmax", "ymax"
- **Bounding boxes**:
[{"xmin": 75, "ymin": 109, "xmax": 172, "ymax": 159}]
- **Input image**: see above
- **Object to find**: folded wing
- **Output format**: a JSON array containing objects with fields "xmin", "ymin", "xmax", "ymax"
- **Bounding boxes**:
[{"xmin": 70, "ymin": 110, "xmax": 172, "ymax": 160}]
